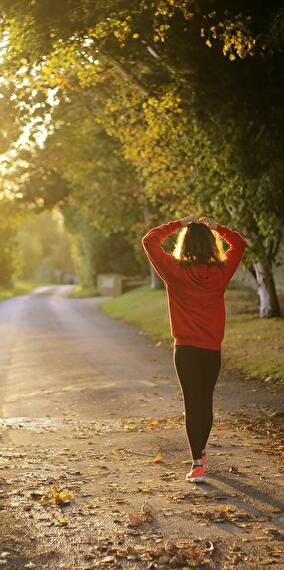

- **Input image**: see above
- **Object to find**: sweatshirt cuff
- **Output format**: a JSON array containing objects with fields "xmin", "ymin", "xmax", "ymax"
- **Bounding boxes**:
[{"xmin": 162, "ymin": 219, "xmax": 182, "ymax": 233}]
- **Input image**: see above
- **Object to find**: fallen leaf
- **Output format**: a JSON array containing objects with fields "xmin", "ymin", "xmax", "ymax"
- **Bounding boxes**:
[
  {"xmin": 101, "ymin": 556, "xmax": 116, "ymax": 563},
  {"xmin": 151, "ymin": 453, "xmax": 162, "ymax": 463},
  {"xmin": 30, "ymin": 491, "xmax": 43, "ymax": 500},
  {"xmin": 204, "ymin": 541, "xmax": 214, "ymax": 554},
  {"xmin": 58, "ymin": 516, "xmax": 68, "ymax": 526},
  {"xmin": 123, "ymin": 424, "xmax": 137, "ymax": 431},
  {"xmin": 51, "ymin": 486, "xmax": 74, "ymax": 506},
  {"xmin": 147, "ymin": 419, "xmax": 159, "ymax": 428},
  {"xmin": 128, "ymin": 512, "xmax": 144, "ymax": 526},
  {"xmin": 128, "ymin": 501, "xmax": 154, "ymax": 526},
  {"xmin": 187, "ymin": 546, "xmax": 204, "ymax": 558},
  {"xmin": 39, "ymin": 485, "xmax": 74, "ymax": 507}
]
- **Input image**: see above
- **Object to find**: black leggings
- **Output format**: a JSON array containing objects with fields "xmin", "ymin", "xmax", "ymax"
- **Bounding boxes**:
[{"xmin": 173, "ymin": 344, "xmax": 221, "ymax": 460}]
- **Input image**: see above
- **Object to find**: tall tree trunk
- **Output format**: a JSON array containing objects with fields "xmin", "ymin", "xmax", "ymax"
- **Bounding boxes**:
[
  {"xmin": 142, "ymin": 202, "xmax": 164, "ymax": 290},
  {"xmin": 253, "ymin": 260, "xmax": 282, "ymax": 318},
  {"xmin": 149, "ymin": 263, "xmax": 165, "ymax": 290}
]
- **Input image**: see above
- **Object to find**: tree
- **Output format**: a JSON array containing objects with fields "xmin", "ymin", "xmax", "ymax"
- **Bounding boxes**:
[
  {"xmin": 63, "ymin": 202, "xmax": 142, "ymax": 288},
  {"xmin": 0, "ymin": 200, "xmax": 21, "ymax": 287},
  {"xmin": 0, "ymin": 1, "xmax": 283, "ymax": 311},
  {"xmin": 17, "ymin": 211, "xmax": 75, "ymax": 283}
]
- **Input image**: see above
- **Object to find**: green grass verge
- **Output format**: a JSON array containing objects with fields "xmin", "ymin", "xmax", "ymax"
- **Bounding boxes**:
[
  {"xmin": 99, "ymin": 284, "xmax": 284, "ymax": 385},
  {"xmin": 68, "ymin": 286, "xmax": 101, "ymax": 299},
  {"xmin": 0, "ymin": 281, "xmax": 38, "ymax": 301},
  {"xmin": 99, "ymin": 285, "xmax": 172, "ymax": 341}
]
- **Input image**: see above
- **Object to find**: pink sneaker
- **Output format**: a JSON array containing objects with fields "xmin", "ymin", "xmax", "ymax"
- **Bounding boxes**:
[{"xmin": 186, "ymin": 465, "xmax": 205, "ymax": 483}]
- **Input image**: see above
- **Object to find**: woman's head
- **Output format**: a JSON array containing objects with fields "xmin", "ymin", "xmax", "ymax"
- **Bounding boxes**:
[{"xmin": 173, "ymin": 221, "xmax": 226, "ymax": 266}]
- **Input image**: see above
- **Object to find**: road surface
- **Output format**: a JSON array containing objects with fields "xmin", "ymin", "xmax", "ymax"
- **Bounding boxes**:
[{"xmin": 0, "ymin": 287, "xmax": 283, "ymax": 569}]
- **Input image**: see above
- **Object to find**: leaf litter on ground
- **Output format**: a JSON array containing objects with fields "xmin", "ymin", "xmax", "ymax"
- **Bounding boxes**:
[
  {"xmin": 127, "ymin": 501, "xmax": 154, "ymax": 526},
  {"xmin": 192, "ymin": 504, "xmax": 266, "ymax": 528},
  {"xmin": 30, "ymin": 485, "xmax": 74, "ymax": 507},
  {"xmin": 122, "ymin": 415, "xmax": 184, "ymax": 432}
]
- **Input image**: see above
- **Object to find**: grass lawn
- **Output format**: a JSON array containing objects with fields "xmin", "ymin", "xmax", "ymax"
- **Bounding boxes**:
[
  {"xmin": 68, "ymin": 286, "xmax": 101, "ymax": 298},
  {"xmin": 0, "ymin": 281, "xmax": 39, "ymax": 301},
  {"xmin": 98, "ymin": 284, "xmax": 284, "ymax": 385}
]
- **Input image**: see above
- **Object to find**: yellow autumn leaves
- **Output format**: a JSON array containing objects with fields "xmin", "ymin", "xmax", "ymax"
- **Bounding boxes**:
[{"xmin": 39, "ymin": 485, "xmax": 74, "ymax": 507}]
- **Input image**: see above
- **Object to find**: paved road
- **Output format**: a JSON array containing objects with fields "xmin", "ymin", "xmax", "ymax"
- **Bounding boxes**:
[
  {"xmin": 0, "ymin": 287, "xmax": 283, "ymax": 569},
  {"xmin": 0, "ymin": 286, "xmax": 182, "ymax": 423}
]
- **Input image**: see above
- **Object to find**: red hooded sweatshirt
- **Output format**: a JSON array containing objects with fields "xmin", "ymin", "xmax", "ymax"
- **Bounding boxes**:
[{"xmin": 141, "ymin": 219, "xmax": 248, "ymax": 351}]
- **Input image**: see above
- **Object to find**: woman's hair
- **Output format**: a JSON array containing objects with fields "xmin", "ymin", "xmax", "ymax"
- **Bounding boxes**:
[{"xmin": 172, "ymin": 221, "xmax": 227, "ymax": 267}]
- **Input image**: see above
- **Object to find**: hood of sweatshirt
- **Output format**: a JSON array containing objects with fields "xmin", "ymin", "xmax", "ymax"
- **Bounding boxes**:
[{"xmin": 182, "ymin": 263, "xmax": 224, "ymax": 291}]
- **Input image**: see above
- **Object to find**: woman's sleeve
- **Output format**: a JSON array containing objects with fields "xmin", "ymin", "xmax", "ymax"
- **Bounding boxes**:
[
  {"xmin": 141, "ymin": 219, "xmax": 182, "ymax": 282},
  {"xmin": 216, "ymin": 223, "xmax": 248, "ymax": 285}
]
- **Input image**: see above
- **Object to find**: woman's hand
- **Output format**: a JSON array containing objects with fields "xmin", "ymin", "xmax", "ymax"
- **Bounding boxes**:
[
  {"xmin": 198, "ymin": 215, "xmax": 218, "ymax": 230},
  {"xmin": 180, "ymin": 215, "xmax": 199, "ymax": 227}
]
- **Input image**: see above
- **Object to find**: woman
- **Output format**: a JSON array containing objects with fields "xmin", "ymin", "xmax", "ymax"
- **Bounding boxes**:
[{"xmin": 141, "ymin": 214, "xmax": 248, "ymax": 483}]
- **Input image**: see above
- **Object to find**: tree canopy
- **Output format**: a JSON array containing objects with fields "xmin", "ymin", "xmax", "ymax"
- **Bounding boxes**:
[{"xmin": 0, "ymin": 1, "xmax": 283, "ymax": 314}]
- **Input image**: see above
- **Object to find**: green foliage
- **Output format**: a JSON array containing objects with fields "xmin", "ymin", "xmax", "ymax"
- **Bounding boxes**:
[
  {"xmin": 0, "ymin": 200, "xmax": 21, "ymax": 287},
  {"xmin": 17, "ymin": 211, "xmax": 75, "ymax": 282},
  {"xmin": 0, "ymin": 281, "xmax": 39, "ymax": 300},
  {"xmin": 68, "ymin": 286, "xmax": 101, "ymax": 298},
  {"xmin": 0, "ymin": 0, "xmax": 283, "ymax": 300},
  {"xmin": 63, "ymin": 202, "xmax": 142, "ymax": 288}
]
